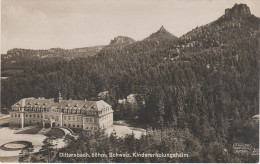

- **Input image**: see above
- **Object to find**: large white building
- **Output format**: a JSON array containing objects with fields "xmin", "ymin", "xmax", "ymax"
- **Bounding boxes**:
[{"xmin": 9, "ymin": 92, "xmax": 113, "ymax": 131}]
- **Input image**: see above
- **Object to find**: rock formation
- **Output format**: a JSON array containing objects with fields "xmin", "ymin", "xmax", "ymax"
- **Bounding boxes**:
[{"xmin": 225, "ymin": 3, "xmax": 251, "ymax": 18}]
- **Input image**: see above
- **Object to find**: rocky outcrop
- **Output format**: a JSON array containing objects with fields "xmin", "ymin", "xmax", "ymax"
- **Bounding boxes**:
[
  {"xmin": 147, "ymin": 25, "xmax": 177, "ymax": 39},
  {"xmin": 110, "ymin": 36, "xmax": 135, "ymax": 45},
  {"xmin": 225, "ymin": 3, "xmax": 251, "ymax": 18}
]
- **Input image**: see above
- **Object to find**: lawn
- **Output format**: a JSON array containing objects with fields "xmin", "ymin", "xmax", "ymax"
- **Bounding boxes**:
[
  {"xmin": 45, "ymin": 128, "xmax": 65, "ymax": 138},
  {"xmin": 16, "ymin": 127, "xmax": 42, "ymax": 134}
]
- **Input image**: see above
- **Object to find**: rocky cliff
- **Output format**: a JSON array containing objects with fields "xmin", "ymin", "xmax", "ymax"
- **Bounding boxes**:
[{"xmin": 225, "ymin": 3, "xmax": 251, "ymax": 18}]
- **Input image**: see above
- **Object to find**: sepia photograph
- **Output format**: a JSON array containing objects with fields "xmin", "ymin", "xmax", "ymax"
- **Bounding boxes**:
[{"xmin": 0, "ymin": 0, "xmax": 259, "ymax": 163}]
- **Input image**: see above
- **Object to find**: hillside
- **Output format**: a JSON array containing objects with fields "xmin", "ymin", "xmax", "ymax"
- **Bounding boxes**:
[
  {"xmin": 98, "ymin": 25, "xmax": 178, "ymax": 59},
  {"xmin": 1, "ymin": 3, "xmax": 259, "ymax": 162},
  {"xmin": 1, "ymin": 45, "xmax": 105, "ymax": 61}
]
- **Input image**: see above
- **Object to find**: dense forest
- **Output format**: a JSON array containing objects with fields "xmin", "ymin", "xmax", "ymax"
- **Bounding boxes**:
[
  {"xmin": 1, "ymin": 45, "xmax": 105, "ymax": 60},
  {"xmin": 2, "ymin": 3, "xmax": 259, "ymax": 162}
]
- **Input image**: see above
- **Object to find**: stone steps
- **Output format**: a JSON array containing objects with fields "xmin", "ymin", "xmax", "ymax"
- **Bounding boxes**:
[{"xmin": 38, "ymin": 128, "xmax": 50, "ymax": 135}]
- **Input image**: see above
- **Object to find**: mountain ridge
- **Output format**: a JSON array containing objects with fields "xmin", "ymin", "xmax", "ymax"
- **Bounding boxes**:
[
  {"xmin": 2, "ymin": 3, "xmax": 259, "ymax": 61},
  {"xmin": 1, "ymin": 5, "xmax": 259, "ymax": 163},
  {"xmin": 2, "ymin": 45, "xmax": 106, "ymax": 60}
]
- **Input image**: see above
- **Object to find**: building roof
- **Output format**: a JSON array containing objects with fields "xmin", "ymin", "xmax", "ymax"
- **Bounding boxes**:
[
  {"xmin": 98, "ymin": 91, "xmax": 109, "ymax": 96},
  {"xmin": 12, "ymin": 98, "xmax": 55, "ymax": 109},
  {"xmin": 12, "ymin": 97, "xmax": 111, "ymax": 112}
]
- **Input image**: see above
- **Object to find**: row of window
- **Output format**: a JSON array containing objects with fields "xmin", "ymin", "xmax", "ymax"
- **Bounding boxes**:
[
  {"xmin": 26, "ymin": 114, "xmax": 42, "ymax": 118},
  {"xmin": 85, "ymin": 118, "xmax": 98, "ymax": 123},
  {"xmin": 100, "ymin": 113, "xmax": 112, "ymax": 121},
  {"xmin": 11, "ymin": 114, "xmax": 59, "ymax": 120},
  {"xmin": 61, "ymin": 109, "xmax": 98, "ymax": 115},
  {"xmin": 11, "ymin": 114, "xmax": 112, "ymax": 123},
  {"xmin": 63, "ymin": 116, "xmax": 99, "ymax": 123},
  {"xmin": 63, "ymin": 124, "xmax": 82, "ymax": 128},
  {"xmin": 26, "ymin": 121, "xmax": 60, "ymax": 127},
  {"xmin": 44, "ymin": 115, "xmax": 59, "ymax": 121},
  {"xmin": 101, "ymin": 107, "xmax": 111, "ymax": 114},
  {"xmin": 13, "ymin": 107, "xmax": 112, "ymax": 115},
  {"xmin": 62, "ymin": 123, "xmax": 98, "ymax": 130},
  {"xmin": 64, "ymin": 116, "xmax": 81, "ymax": 121},
  {"xmin": 11, "ymin": 113, "xmax": 20, "ymax": 117},
  {"xmin": 27, "ymin": 121, "xmax": 38, "ymax": 124},
  {"xmin": 14, "ymin": 107, "xmax": 50, "ymax": 112},
  {"xmin": 26, "ymin": 120, "xmax": 41, "ymax": 124},
  {"xmin": 85, "ymin": 126, "xmax": 98, "ymax": 130},
  {"xmin": 11, "ymin": 114, "xmax": 44, "ymax": 119}
]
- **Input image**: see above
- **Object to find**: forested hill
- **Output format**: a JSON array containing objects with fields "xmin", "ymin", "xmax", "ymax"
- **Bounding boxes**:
[
  {"xmin": 1, "ymin": 25, "xmax": 177, "ymax": 61},
  {"xmin": 1, "ymin": 45, "xmax": 105, "ymax": 60},
  {"xmin": 97, "ymin": 25, "xmax": 178, "ymax": 58},
  {"xmin": 1, "ymin": 3, "xmax": 259, "ymax": 149},
  {"xmin": 3, "ymin": 3, "xmax": 258, "ymax": 162}
]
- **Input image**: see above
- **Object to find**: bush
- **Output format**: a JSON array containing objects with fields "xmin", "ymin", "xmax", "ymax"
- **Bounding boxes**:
[{"xmin": 45, "ymin": 128, "xmax": 65, "ymax": 138}]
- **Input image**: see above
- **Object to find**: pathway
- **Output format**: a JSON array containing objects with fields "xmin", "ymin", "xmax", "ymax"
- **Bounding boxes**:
[
  {"xmin": 56, "ymin": 127, "xmax": 77, "ymax": 137},
  {"xmin": 38, "ymin": 128, "xmax": 51, "ymax": 135}
]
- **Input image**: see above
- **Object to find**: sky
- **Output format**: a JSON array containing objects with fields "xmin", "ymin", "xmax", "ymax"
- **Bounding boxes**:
[{"xmin": 1, "ymin": 0, "xmax": 259, "ymax": 53}]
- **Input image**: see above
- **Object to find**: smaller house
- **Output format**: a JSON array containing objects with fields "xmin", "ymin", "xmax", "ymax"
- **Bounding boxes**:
[
  {"xmin": 127, "ymin": 94, "xmax": 137, "ymax": 104},
  {"xmin": 118, "ymin": 94, "xmax": 145, "ymax": 105},
  {"xmin": 98, "ymin": 91, "xmax": 109, "ymax": 100}
]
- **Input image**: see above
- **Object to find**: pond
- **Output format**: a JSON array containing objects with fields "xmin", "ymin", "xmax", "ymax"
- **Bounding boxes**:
[{"xmin": 0, "ymin": 127, "xmax": 66, "ymax": 162}]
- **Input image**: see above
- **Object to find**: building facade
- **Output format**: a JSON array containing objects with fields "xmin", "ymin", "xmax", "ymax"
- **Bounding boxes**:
[{"xmin": 9, "ymin": 93, "xmax": 113, "ymax": 131}]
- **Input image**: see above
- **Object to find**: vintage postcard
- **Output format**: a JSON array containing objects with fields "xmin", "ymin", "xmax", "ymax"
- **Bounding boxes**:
[{"xmin": 0, "ymin": 0, "xmax": 259, "ymax": 163}]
